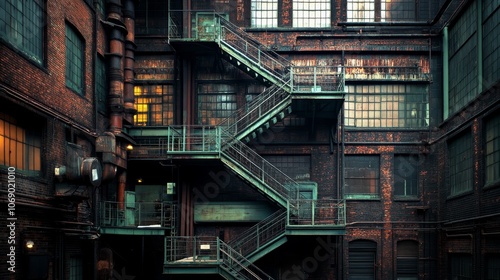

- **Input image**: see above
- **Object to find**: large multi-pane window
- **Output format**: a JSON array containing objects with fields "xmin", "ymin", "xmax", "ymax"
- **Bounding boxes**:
[
  {"xmin": 381, "ymin": 0, "xmax": 416, "ymax": 21},
  {"xmin": 347, "ymin": 0, "xmax": 416, "ymax": 22},
  {"xmin": 397, "ymin": 240, "xmax": 419, "ymax": 280},
  {"xmin": 251, "ymin": 0, "xmax": 278, "ymax": 28},
  {"xmin": 65, "ymin": 24, "xmax": 85, "ymax": 95},
  {"xmin": 134, "ymin": 84, "xmax": 174, "ymax": 126},
  {"xmin": 448, "ymin": 132, "xmax": 473, "ymax": 196},
  {"xmin": 483, "ymin": 0, "xmax": 500, "ymax": 91},
  {"xmin": 293, "ymin": 0, "xmax": 331, "ymax": 28},
  {"xmin": 264, "ymin": 155, "xmax": 311, "ymax": 181},
  {"xmin": 345, "ymin": 84, "xmax": 429, "ymax": 128},
  {"xmin": 449, "ymin": 254, "xmax": 472, "ymax": 280},
  {"xmin": 0, "ymin": 0, "xmax": 45, "ymax": 63},
  {"xmin": 485, "ymin": 114, "xmax": 500, "ymax": 186},
  {"xmin": 345, "ymin": 155, "xmax": 379, "ymax": 199},
  {"xmin": 448, "ymin": 1, "xmax": 478, "ymax": 115},
  {"xmin": 197, "ymin": 84, "xmax": 237, "ymax": 125},
  {"xmin": 394, "ymin": 155, "xmax": 419, "ymax": 198},
  {"xmin": 347, "ymin": 0, "xmax": 375, "ymax": 22},
  {"xmin": 0, "ymin": 114, "xmax": 41, "ymax": 174}
]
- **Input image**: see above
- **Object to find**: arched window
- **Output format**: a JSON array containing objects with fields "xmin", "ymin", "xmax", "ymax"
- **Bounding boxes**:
[
  {"xmin": 397, "ymin": 240, "xmax": 418, "ymax": 280},
  {"xmin": 349, "ymin": 240, "xmax": 376, "ymax": 279}
]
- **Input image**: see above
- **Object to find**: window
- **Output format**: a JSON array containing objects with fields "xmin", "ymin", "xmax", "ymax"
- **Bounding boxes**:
[
  {"xmin": 134, "ymin": 84, "xmax": 174, "ymax": 126},
  {"xmin": 264, "ymin": 155, "xmax": 311, "ymax": 181},
  {"xmin": 347, "ymin": 0, "xmax": 416, "ymax": 22},
  {"xmin": 397, "ymin": 240, "xmax": 418, "ymax": 280},
  {"xmin": 65, "ymin": 24, "xmax": 85, "ymax": 95},
  {"xmin": 69, "ymin": 256, "xmax": 83, "ymax": 280},
  {"xmin": 345, "ymin": 155, "xmax": 379, "ymax": 199},
  {"xmin": 251, "ymin": 0, "xmax": 278, "ymax": 28},
  {"xmin": 449, "ymin": 254, "xmax": 472, "ymax": 280},
  {"xmin": 349, "ymin": 240, "xmax": 376, "ymax": 280},
  {"xmin": 347, "ymin": 0, "xmax": 375, "ymax": 22},
  {"xmin": 486, "ymin": 114, "xmax": 500, "ymax": 186},
  {"xmin": 95, "ymin": 56, "xmax": 107, "ymax": 114},
  {"xmin": 135, "ymin": 0, "xmax": 168, "ymax": 34},
  {"xmin": 486, "ymin": 254, "xmax": 500, "ymax": 280},
  {"xmin": 0, "ymin": 0, "xmax": 45, "ymax": 63},
  {"xmin": 381, "ymin": 0, "xmax": 416, "ymax": 22},
  {"xmin": 448, "ymin": 132, "xmax": 473, "ymax": 196},
  {"xmin": 345, "ymin": 84, "xmax": 429, "ymax": 128},
  {"xmin": 394, "ymin": 155, "xmax": 419, "ymax": 198},
  {"xmin": 293, "ymin": 0, "xmax": 330, "ymax": 28},
  {"xmin": 483, "ymin": 0, "xmax": 500, "ymax": 89},
  {"xmin": 197, "ymin": 84, "xmax": 237, "ymax": 125},
  {"xmin": 0, "ymin": 114, "xmax": 41, "ymax": 174}
]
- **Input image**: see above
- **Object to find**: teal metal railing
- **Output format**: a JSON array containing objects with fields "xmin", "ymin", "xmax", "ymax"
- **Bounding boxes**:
[
  {"xmin": 101, "ymin": 201, "xmax": 176, "ymax": 228},
  {"xmin": 164, "ymin": 236, "xmax": 275, "ymax": 280}
]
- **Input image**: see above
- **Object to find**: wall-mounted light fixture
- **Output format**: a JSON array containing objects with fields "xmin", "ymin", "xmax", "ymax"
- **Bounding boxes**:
[
  {"xmin": 126, "ymin": 144, "xmax": 134, "ymax": 151},
  {"xmin": 26, "ymin": 240, "xmax": 35, "ymax": 250}
]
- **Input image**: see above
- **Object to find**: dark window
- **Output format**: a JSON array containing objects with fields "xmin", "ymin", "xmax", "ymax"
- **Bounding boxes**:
[
  {"xmin": 483, "ymin": 0, "xmax": 500, "ymax": 89},
  {"xmin": 136, "ymin": 0, "xmax": 168, "ymax": 34},
  {"xmin": 65, "ymin": 23, "xmax": 85, "ymax": 95},
  {"xmin": 349, "ymin": 240, "xmax": 376, "ymax": 280},
  {"xmin": 134, "ymin": 84, "xmax": 174, "ymax": 126},
  {"xmin": 95, "ymin": 56, "xmax": 107, "ymax": 114},
  {"xmin": 486, "ymin": 254, "xmax": 500, "ymax": 280},
  {"xmin": 448, "ymin": 132, "xmax": 473, "ymax": 196},
  {"xmin": 449, "ymin": 254, "xmax": 472, "ymax": 280},
  {"xmin": 394, "ymin": 155, "xmax": 419, "ymax": 198},
  {"xmin": 345, "ymin": 155, "xmax": 380, "ymax": 199},
  {"xmin": 0, "ymin": 0, "xmax": 45, "ymax": 63},
  {"xmin": 0, "ymin": 114, "xmax": 41, "ymax": 174},
  {"xmin": 485, "ymin": 114, "xmax": 500, "ymax": 186},
  {"xmin": 265, "ymin": 155, "xmax": 311, "ymax": 181},
  {"xmin": 397, "ymin": 240, "xmax": 418, "ymax": 280}
]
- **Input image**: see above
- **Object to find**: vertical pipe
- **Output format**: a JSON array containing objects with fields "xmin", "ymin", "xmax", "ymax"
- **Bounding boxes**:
[
  {"xmin": 123, "ymin": 0, "xmax": 137, "ymax": 125},
  {"xmin": 117, "ymin": 171, "xmax": 126, "ymax": 210},
  {"xmin": 442, "ymin": 27, "xmax": 449, "ymax": 120}
]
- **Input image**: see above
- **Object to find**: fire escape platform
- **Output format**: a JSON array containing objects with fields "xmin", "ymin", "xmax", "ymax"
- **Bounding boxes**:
[
  {"xmin": 285, "ymin": 225, "xmax": 346, "ymax": 236},
  {"xmin": 100, "ymin": 227, "xmax": 167, "ymax": 236}
]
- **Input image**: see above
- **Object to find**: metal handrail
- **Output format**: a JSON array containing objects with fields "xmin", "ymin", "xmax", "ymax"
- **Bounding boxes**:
[
  {"xmin": 228, "ymin": 210, "xmax": 287, "ymax": 257},
  {"xmin": 101, "ymin": 201, "xmax": 176, "ymax": 228},
  {"xmin": 219, "ymin": 239, "xmax": 275, "ymax": 280}
]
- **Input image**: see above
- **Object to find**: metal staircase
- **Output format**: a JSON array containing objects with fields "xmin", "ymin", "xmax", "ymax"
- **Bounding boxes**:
[{"xmin": 158, "ymin": 10, "xmax": 347, "ymax": 279}]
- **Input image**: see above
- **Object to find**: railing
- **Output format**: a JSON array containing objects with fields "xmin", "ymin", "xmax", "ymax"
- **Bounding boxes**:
[
  {"xmin": 219, "ymin": 129, "xmax": 305, "ymax": 204},
  {"xmin": 165, "ymin": 236, "xmax": 275, "ymax": 280},
  {"xmin": 101, "ymin": 201, "xmax": 176, "ymax": 228},
  {"xmin": 228, "ymin": 210, "xmax": 287, "ymax": 257},
  {"xmin": 217, "ymin": 81, "xmax": 291, "ymax": 136},
  {"xmin": 165, "ymin": 125, "xmax": 221, "ymax": 154},
  {"xmin": 344, "ymin": 66, "xmax": 431, "ymax": 81},
  {"xmin": 292, "ymin": 66, "xmax": 345, "ymax": 93},
  {"xmin": 287, "ymin": 199, "xmax": 346, "ymax": 226}
]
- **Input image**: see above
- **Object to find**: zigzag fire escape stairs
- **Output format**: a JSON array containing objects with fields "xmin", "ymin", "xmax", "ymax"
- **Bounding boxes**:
[{"xmin": 128, "ymin": 11, "xmax": 346, "ymax": 279}]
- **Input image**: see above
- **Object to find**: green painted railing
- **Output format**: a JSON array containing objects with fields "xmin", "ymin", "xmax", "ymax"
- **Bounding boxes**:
[
  {"xmin": 164, "ymin": 236, "xmax": 275, "ymax": 280},
  {"xmin": 101, "ymin": 201, "xmax": 176, "ymax": 228}
]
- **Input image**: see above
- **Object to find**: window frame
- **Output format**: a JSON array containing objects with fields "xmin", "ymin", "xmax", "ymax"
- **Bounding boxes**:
[
  {"xmin": 344, "ymin": 155, "xmax": 380, "ymax": 200},
  {"xmin": 250, "ymin": 0, "xmax": 278, "ymax": 28},
  {"xmin": 484, "ymin": 113, "xmax": 500, "ymax": 188},
  {"xmin": 396, "ymin": 240, "xmax": 419, "ymax": 280},
  {"xmin": 292, "ymin": 0, "xmax": 331, "ymax": 28},
  {"xmin": 133, "ymin": 83, "xmax": 175, "ymax": 126},
  {"xmin": 65, "ymin": 22, "xmax": 85, "ymax": 95},
  {"xmin": 447, "ymin": 131, "xmax": 473, "ymax": 197},
  {"xmin": 0, "ymin": 114, "xmax": 42, "ymax": 176},
  {"xmin": 394, "ymin": 154, "xmax": 419, "ymax": 200}
]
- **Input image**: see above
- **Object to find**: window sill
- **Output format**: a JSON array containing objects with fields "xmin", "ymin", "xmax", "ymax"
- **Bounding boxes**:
[
  {"xmin": 345, "ymin": 194, "xmax": 380, "ymax": 201},
  {"xmin": 446, "ymin": 190, "xmax": 474, "ymax": 201},
  {"xmin": 393, "ymin": 196, "xmax": 420, "ymax": 202},
  {"xmin": 484, "ymin": 180, "xmax": 500, "ymax": 190}
]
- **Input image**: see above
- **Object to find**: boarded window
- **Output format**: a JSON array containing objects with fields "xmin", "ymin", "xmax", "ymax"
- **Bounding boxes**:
[
  {"xmin": 397, "ymin": 240, "xmax": 418, "ymax": 280},
  {"xmin": 349, "ymin": 240, "xmax": 376, "ymax": 280}
]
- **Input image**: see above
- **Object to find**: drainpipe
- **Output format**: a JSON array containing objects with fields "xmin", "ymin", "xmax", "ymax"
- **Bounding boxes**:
[
  {"xmin": 442, "ymin": 26, "xmax": 449, "ymax": 120},
  {"xmin": 122, "ymin": 0, "xmax": 137, "ymax": 125}
]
